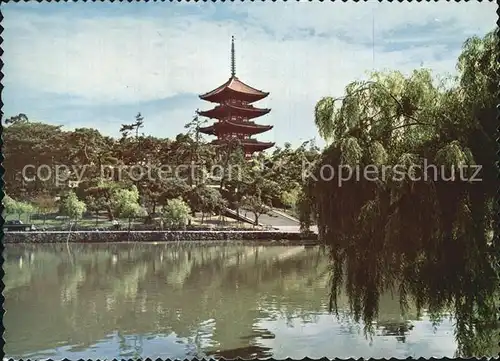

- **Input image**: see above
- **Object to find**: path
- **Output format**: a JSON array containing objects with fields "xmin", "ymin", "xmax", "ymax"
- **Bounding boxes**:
[{"xmin": 238, "ymin": 209, "xmax": 317, "ymax": 234}]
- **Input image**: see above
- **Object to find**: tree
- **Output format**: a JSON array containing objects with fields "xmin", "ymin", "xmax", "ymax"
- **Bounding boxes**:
[
  {"xmin": 3, "ymin": 122, "xmax": 69, "ymax": 198},
  {"xmin": 85, "ymin": 195, "xmax": 107, "ymax": 227},
  {"xmin": 301, "ymin": 30, "xmax": 498, "ymax": 358},
  {"xmin": 134, "ymin": 112, "xmax": 144, "ymax": 139},
  {"xmin": 67, "ymin": 127, "xmax": 116, "ymax": 177},
  {"xmin": 160, "ymin": 178, "xmax": 191, "ymax": 203},
  {"xmin": 268, "ymin": 140, "xmax": 320, "ymax": 202},
  {"xmin": 33, "ymin": 194, "xmax": 57, "ymax": 225},
  {"xmin": 215, "ymin": 138, "xmax": 247, "ymax": 190},
  {"xmin": 119, "ymin": 200, "xmax": 145, "ymax": 231},
  {"xmin": 85, "ymin": 180, "xmax": 125, "ymax": 221},
  {"xmin": 162, "ymin": 197, "xmax": 192, "ymax": 229},
  {"xmin": 297, "ymin": 187, "xmax": 315, "ymax": 232},
  {"xmin": 110, "ymin": 185, "xmax": 145, "ymax": 230},
  {"xmin": 60, "ymin": 191, "xmax": 87, "ymax": 225},
  {"xmin": 120, "ymin": 112, "xmax": 144, "ymax": 139},
  {"xmin": 222, "ymin": 181, "xmax": 247, "ymax": 226},
  {"xmin": 184, "ymin": 113, "xmax": 211, "ymax": 187},
  {"xmin": 244, "ymin": 155, "xmax": 281, "ymax": 207},
  {"xmin": 3, "ymin": 195, "xmax": 17, "ymax": 216},
  {"xmin": 188, "ymin": 185, "xmax": 227, "ymax": 223},
  {"xmin": 5, "ymin": 113, "xmax": 29, "ymax": 125},
  {"xmin": 2, "ymin": 195, "xmax": 32, "ymax": 221},
  {"xmin": 305, "ymin": 30, "xmax": 497, "ymax": 240},
  {"xmin": 243, "ymin": 194, "xmax": 269, "ymax": 227},
  {"xmin": 280, "ymin": 188, "xmax": 299, "ymax": 209}
]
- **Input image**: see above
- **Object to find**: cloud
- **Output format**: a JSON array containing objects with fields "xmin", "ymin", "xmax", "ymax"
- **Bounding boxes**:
[
  {"xmin": 2, "ymin": 2, "xmax": 496, "ymax": 146},
  {"xmin": 232, "ymin": 2, "xmax": 495, "ymax": 42}
]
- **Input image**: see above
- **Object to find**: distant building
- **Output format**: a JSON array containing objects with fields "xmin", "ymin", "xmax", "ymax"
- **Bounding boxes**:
[{"xmin": 198, "ymin": 36, "xmax": 275, "ymax": 159}]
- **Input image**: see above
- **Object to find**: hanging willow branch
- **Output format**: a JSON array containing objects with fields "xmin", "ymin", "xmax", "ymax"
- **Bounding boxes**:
[{"xmin": 304, "ymin": 32, "xmax": 499, "ymax": 357}]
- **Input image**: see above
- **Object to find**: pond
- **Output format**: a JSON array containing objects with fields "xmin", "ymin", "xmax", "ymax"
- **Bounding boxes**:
[{"xmin": 4, "ymin": 243, "xmax": 499, "ymax": 359}]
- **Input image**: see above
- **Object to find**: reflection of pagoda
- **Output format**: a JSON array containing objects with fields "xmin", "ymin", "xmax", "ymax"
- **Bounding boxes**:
[{"xmin": 198, "ymin": 36, "xmax": 275, "ymax": 158}]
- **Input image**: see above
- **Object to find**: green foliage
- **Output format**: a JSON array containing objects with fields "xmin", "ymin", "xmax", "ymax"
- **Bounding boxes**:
[
  {"xmin": 110, "ymin": 186, "xmax": 144, "ymax": 220},
  {"xmin": 120, "ymin": 112, "xmax": 144, "ymax": 139},
  {"xmin": 84, "ymin": 195, "xmax": 106, "ymax": 213},
  {"xmin": 242, "ymin": 195, "xmax": 269, "ymax": 226},
  {"xmin": 161, "ymin": 178, "xmax": 190, "ymax": 201},
  {"xmin": 33, "ymin": 194, "xmax": 57, "ymax": 224},
  {"xmin": 231, "ymin": 141, "xmax": 321, "ymax": 211},
  {"xmin": 3, "ymin": 122, "xmax": 68, "ymax": 198},
  {"xmin": 304, "ymin": 30, "xmax": 497, "ymax": 236},
  {"xmin": 434, "ymin": 140, "xmax": 471, "ymax": 168},
  {"xmin": 457, "ymin": 31, "xmax": 499, "ymax": 108},
  {"xmin": 314, "ymin": 97, "xmax": 337, "ymax": 141},
  {"xmin": 280, "ymin": 188, "xmax": 299, "ymax": 208},
  {"xmin": 33, "ymin": 194, "xmax": 57, "ymax": 213},
  {"xmin": 188, "ymin": 185, "xmax": 227, "ymax": 216},
  {"xmin": 162, "ymin": 197, "xmax": 192, "ymax": 229},
  {"xmin": 340, "ymin": 137, "xmax": 363, "ymax": 165},
  {"xmin": 303, "ymin": 30, "xmax": 499, "ymax": 358},
  {"xmin": 368, "ymin": 141, "xmax": 388, "ymax": 166},
  {"xmin": 3, "ymin": 195, "xmax": 18, "ymax": 216},
  {"xmin": 20, "ymin": 203, "xmax": 35, "ymax": 217},
  {"xmin": 60, "ymin": 191, "xmax": 87, "ymax": 220},
  {"xmin": 3, "ymin": 195, "xmax": 35, "ymax": 221},
  {"xmin": 3, "ymin": 107, "xmax": 320, "ymax": 221},
  {"xmin": 5, "ymin": 113, "xmax": 29, "ymax": 125}
]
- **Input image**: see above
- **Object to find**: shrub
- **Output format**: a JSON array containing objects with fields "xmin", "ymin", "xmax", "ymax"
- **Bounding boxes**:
[{"xmin": 162, "ymin": 197, "xmax": 192, "ymax": 229}]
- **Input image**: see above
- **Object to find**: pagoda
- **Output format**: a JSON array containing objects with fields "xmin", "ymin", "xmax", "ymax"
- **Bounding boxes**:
[{"xmin": 198, "ymin": 36, "xmax": 275, "ymax": 158}]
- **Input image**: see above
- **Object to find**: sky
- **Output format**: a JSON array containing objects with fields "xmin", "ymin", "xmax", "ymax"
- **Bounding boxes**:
[{"xmin": 2, "ymin": 2, "xmax": 496, "ymax": 148}]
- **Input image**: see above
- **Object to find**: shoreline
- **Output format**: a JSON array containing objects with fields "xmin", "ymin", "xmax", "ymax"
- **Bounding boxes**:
[{"xmin": 3, "ymin": 230, "xmax": 319, "ymax": 244}]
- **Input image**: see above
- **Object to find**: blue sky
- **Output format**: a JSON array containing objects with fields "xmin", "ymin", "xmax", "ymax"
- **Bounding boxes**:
[{"xmin": 2, "ymin": 2, "xmax": 496, "ymax": 148}]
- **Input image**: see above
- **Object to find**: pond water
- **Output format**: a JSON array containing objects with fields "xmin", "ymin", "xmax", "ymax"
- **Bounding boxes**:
[{"xmin": 4, "ymin": 243, "xmax": 498, "ymax": 359}]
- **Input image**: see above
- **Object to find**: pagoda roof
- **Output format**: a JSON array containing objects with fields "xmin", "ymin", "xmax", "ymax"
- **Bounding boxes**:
[
  {"xmin": 200, "ymin": 76, "xmax": 269, "ymax": 103},
  {"xmin": 198, "ymin": 103, "xmax": 270, "ymax": 120},
  {"xmin": 198, "ymin": 120, "xmax": 273, "ymax": 136}
]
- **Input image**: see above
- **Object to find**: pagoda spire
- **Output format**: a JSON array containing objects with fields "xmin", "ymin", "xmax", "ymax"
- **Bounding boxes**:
[
  {"xmin": 231, "ymin": 36, "xmax": 236, "ymax": 77},
  {"xmin": 198, "ymin": 38, "xmax": 275, "ymax": 158}
]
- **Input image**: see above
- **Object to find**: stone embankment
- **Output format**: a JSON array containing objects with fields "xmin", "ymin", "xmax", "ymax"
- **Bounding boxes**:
[{"xmin": 4, "ymin": 230, "xmax": 318, "ymax": 244}]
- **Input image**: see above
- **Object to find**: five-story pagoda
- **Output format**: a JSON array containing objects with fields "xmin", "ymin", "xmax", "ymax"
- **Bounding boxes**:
[{"xmin": 198, "ymin": 37, "xmax": 275, "ymax": 158}]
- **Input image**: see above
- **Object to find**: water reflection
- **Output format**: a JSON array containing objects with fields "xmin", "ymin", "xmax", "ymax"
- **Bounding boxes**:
[
  {"xmin": 3, "ymin": 242, "xmax": 498, "ymax": 359},
  {"xmin": 327, "ymin": 230, "xmax": 499, "ymax": 358}
]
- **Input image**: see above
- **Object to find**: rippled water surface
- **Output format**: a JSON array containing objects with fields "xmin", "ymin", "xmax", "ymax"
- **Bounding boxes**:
[{"xmin": 3, "ymin": 243, "xmax": 482, "ymax": 359}]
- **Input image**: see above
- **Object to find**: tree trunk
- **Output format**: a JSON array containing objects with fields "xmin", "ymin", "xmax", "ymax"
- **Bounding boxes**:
[
  {"xmin": 106, "ymin": 205, "xmax": 114, "ymax": 221},
  {"xmin": 219, "ymin": 145, "xmax": 232, "ymax": 190},
  {"xmin": 188, "ymin": 153, "xmax": 193, "ymax": 189},
  {"xmin": 95, "ymin": 211, "xmax": 99, "ymax": 227}
]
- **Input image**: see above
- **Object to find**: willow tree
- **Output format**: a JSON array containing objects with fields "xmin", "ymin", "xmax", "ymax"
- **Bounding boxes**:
[
  {"xmin": 307, "ymin": 30, "xmax": 497, "ymax": 244},
  {"xmin": 304, "ymin": 30, "xmax": 498, "ymax": 357}
]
